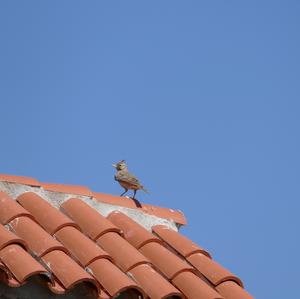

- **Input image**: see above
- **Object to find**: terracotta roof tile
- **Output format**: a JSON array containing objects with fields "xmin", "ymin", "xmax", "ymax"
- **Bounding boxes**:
[
  {"xmin": 187, "ymin": 253, "xmax": 243, "ymax": 287},
  {"xmin": 55, "ymin": 226, "xmax": 111, "ymax": 267},
  {"xmin": 0, "ymin": 223, "xmax": 27, "ymax": 251},
  {"xmin": 216, "ymin": 281, "xmax": 254, "ymax": 299},
  {"xmin": 61, "ymin": 198, "xmax": 121, "ymax": 240},
  {"xmin": 87, "ymin": 258, "xmax": 145, "ymax": 298},
  {"xmin": 41, "ymin": 250, "xmax": 99, "ymax": 292},
  {"xmin": 17, "ymin": 192, "xmax": 80, "ymax": 235},
  {"xmin": 153, "ymin": 224, "xmax": 211, "ymax": 258},
  {"xmin": 128, "ymin": 263, "xmax": 183, "ymax": 299},
  {"xmin": 139, "ymin": 242, "xmax": 195, "ymax": 280},
  {"xmin": 9, "ymin": 216, "xmax": 66, "ymax": 257},
  {"xmin": 108, "ymin": 211, "xmax": 162, "ymax": 249},
  {"xmin": 0, "ymin": 244, "xmax": 48, "ymax": 283},
  {"xmin": 41, "ymin": 183, "xmax": 93, "ymax": 197},
  {"xmin": 0, "ymin": 191, "xmax": 34, "ymax": 224},
  {"xmin": 96, "ymin": 232, "xmax": 150, "ymax": 272},
  {"xmin": 0, "ymin": 261, "xmax": 16, "ymax": 286},
  {"xmin": 46, "ymin": 279, "xmax": 66, "ymax": 295},
  {"xmin": 94, "ymin": 192, "xmax": 187, "ymax": 225},
  {"xmin": 172, "ymin": 271, "xmax": 223, "ymax": 299},
  {"xmin": 0, "ymin": 174, "xmax": 40, "ymax": 186},
  {"xmin": 0, "ymin": 177, "xmax": 253, "ymax": 299}
]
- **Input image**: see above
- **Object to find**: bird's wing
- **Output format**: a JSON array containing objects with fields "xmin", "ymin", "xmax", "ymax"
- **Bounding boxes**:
[{"xmin": 115, "ymin": 171, "xmax": 141, "ymax": 186}]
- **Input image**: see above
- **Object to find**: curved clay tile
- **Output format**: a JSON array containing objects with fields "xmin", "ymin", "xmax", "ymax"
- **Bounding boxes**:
[
  {"xmin": 41, "ymin": 183, "xmax": 93, "ymax": 197},
  {"xmin": 0, "ymin": 191, "xmax": 33, "ymax": 225},
  {"xmin": 107, "ymin": 211, "xmax": 162, "ymax": 249},
  {"xmin": 94, "ymin": 192, "xmax": 145, "ymax": 208},
  {"xmin": 96, "ymin": 232, "xmax": 150, "ymax": 272},
  {"xmin": 0, "ymin": 261, "xmax": 21, "ymax": 287},
  {"xmin": 0, "ymin": 244, "xmax": 48, "ymax": 283},
  {"xmin": 187, "ymin": 253, "xmax": 243, "ymax": 287},
  {"xmin": 139, "ymin": 242, "xmax": 195, "ymax": 280},
  {"xmin": 216, "ymin": 281, "xmax": 254, "ymax": 299},
  {"xmin": 141, "ymin": 204, "xmax": 187, "ymax": 225},
  {"xmin": 128, "ymin": 263, "xmax": 183, "ymax": 299},
  {"xmin": 87, "ymin": 258, "xmax": 145, "ymax": 299},
  {"xmin": 55, "ymin": 226, "xmax": 110, "ymax": 267},
  {"xmin": 17, "ymin": 192, "xmax": 79, "ymax": 235},
  {"xmin": 172, "ymin": 271, "xmax": 223, "ymax": 299},
  {"xmin": 152, "ymin": 225, "xmax": 211, "ymax": 258},
  {"xmin": 0, "ymin": 174, "xmax": 40, "ymax": 186},
  {"xmin": 47, "ymin": 279, "xmax": 66, "ymax": 294},
  {"xmin": 9, "ymin": 216, "xmax": 67, "ymax": 257},
  {"xmin": 41, "ymin": 250, "xmax": 99, "ymax": 293},
  {"xmin": 61, "ymin": 198, "xmax": 120, "ymax": 240},
  {"xmin": 0, "ymin": 224, "xmax": 27, "ymax": 251}
]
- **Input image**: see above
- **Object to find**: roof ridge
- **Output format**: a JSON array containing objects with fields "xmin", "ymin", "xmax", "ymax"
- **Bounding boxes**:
[{"xmin": 0, "ymin": 173, "xmax": 186, "ymax": 226}]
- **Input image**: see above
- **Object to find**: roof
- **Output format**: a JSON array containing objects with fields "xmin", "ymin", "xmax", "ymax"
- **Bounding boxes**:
[{"xmin": 0, "ymin": 174, "xmax": 254, "ymax": 299}]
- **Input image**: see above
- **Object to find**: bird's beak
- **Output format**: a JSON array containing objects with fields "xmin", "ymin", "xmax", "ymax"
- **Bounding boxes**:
[{"xmin": 112, "ymin": 164, "xmax": 117, "ymax": 168}]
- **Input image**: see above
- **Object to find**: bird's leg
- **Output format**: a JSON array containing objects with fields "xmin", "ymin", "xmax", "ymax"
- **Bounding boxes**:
[
  {"xmin": 132, "ymin": 190, "xmax": 137, "ymax": 199},
  {"xmin": 131, "ymin": 190, "xmax": 142, "ymax": 208},
  {"xmin": 120, "ymin": 189, "xmax": 128, "ymax": 196}
]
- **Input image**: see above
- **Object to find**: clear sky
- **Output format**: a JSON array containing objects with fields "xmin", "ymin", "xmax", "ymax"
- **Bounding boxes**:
[{"xmin": 1, "ymin": 1, "xmax": 299, "ymax": 298}]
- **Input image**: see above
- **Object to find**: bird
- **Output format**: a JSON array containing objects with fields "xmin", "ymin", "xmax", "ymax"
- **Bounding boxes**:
[{"xmin": 112, "ymin": 160, "xmax": 148, "ymax": 201}]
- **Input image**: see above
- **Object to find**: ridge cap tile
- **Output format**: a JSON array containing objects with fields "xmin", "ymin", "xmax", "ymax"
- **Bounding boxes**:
[
  {"xmin": 94, "ymin": 192, "xmax": 187, "ymax": 225},
  {"xmin": 0, "ymin": 174, "xmax": 40, "ymax": 187},
  {"xmin": 41, "ymin": 182, "xmax": 93, "ymax": 197}
]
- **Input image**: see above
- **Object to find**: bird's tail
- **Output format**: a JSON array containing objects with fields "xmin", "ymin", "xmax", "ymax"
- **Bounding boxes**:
[{"xmin": 142, "ymin": 186, "xmax": 149, "ymax": 194}]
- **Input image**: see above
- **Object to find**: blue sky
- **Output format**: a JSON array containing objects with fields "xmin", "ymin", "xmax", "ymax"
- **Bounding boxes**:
[{"xmin": 1, "ymin": 1, "xmax": 299, "ymax": 298}]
